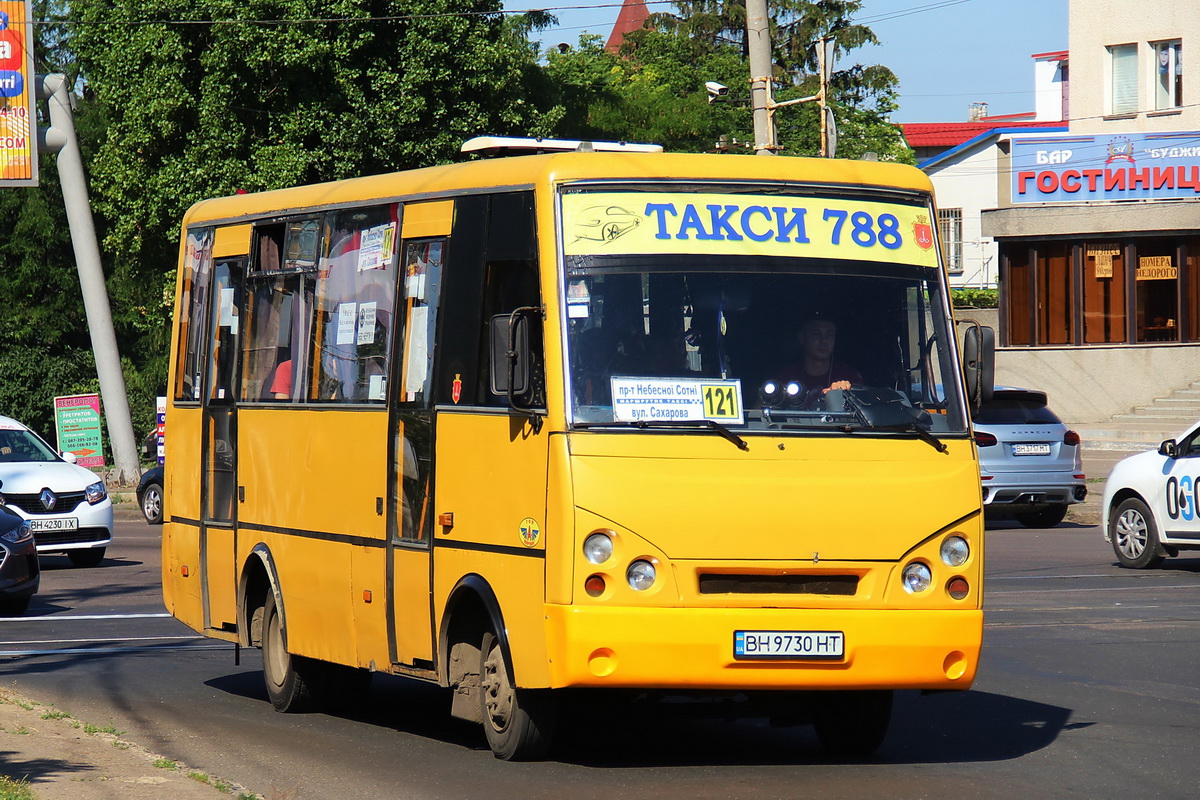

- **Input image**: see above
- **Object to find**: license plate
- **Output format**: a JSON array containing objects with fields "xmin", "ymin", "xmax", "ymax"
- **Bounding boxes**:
[
  {"xmin": 29, "ymin": 518, "xmax": 79, "ymax": 532},
  {"xmin": 1011, "ymin": 443, "xmax": 1051, "ymax": 456},
  {"xmin": 734, "ymin": 630, "xmax": 844, "ymax": 660}
]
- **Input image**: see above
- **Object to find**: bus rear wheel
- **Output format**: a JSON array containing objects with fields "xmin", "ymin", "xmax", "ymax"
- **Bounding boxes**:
[
  {"xmin": 262, "ymin": 591, "xmax": 325, "ymax": 712},
  {"xmin": 812, "ymin": 690, "xmax": 893, "ymax": 756},
  {"xmin": 479, "ymin": 630, "xmax": 556, "ymax": 760}
]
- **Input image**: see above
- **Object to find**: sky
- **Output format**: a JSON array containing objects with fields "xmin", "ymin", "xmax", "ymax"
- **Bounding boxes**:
[{"xmin": 510, "ymin": 0, "xmax": 1068, "ymax": 123}]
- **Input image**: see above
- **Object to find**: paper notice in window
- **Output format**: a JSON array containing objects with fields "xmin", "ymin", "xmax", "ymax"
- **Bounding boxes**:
[
  {"xmin": 405, "ymin": 306, "xmax": 429, "ymax": 394},
  {"xmin": 337, "ymin": 303, "xmax": 357, "ymax": 345},
  {"xmin": 358, "ymin": 223, "xmax": 396, "ymax": 271},
  {"xmin": 358, "ymin": 301, "xmax": 377, "ymax": 345}
]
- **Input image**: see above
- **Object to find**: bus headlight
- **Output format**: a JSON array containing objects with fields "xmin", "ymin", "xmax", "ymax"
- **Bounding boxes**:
[
  {"xmin": 940, "ymin": 536, "xmax": 970, "ymax": 567},
  {"xmin": 583, "ymin": 532, "xmax": 614, "ymax": 565},
  {"xmin": 901, "ymin": 562, "xmax": 932, "ymax": 593},
  {"xmin": 627, "ymin": 560, "xmax": 657, "ymax": 591}
]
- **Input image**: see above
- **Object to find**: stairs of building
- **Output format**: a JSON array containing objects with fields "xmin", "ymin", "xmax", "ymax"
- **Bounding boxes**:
[{"xmin": 1065, "ymin": 382, "xmax": 1200, "ymax": 525}]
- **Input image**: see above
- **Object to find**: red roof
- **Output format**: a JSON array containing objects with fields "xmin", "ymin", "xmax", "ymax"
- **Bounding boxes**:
[
  {"xmin": 901, "ymin": 118, "xmax": 1063, "ymax": 148},
  {"xmin": 605, "ymin": 0, "xmax": 651, "ymax": 53}
]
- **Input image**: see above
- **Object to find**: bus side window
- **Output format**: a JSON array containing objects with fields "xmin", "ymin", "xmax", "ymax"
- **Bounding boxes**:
[
  {"xmin": 311, "ymin": 205, "xmax": 400, "ymax": 402},
  {"xmin": 174, "ymin": 228, "xmax": 214, "ymax": 402},
  {"xmin": 240, "ymin": 220, "xmax": 319, "ymax": 403},
  {"xmin": 434, "ymin": 191, "xmax": 540, "ymax": 407}
]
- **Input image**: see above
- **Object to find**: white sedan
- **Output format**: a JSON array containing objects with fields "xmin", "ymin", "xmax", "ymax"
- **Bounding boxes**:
[
  {"xmin": 1103, "ymin": 420, "xmax": 1200, "ymax": 569},
  {"xmin": 0, "ymin": 415, "xmax": 113, "ymax": 567}
]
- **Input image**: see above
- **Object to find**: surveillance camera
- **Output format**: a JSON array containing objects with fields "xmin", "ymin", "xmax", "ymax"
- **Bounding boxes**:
[{"xmin": 705, "ymin": 81, "xmax": 729, "ymax": 97}]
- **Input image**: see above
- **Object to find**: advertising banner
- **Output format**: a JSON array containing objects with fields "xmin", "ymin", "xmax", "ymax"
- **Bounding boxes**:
[
  {"xmin": 54, "ymin": 393, "xmax": 105, "ymax": 468},
  {"xmin": 0, "ymin": 0, "xmax": 37, "ymax": 187},
  {"xmin": 156, "ymin": 396, "xmax": 165, "ymax": 465},
  {"xmin": 1011, "ymin": 131, "xmax": 1200, "ymax": 204}
]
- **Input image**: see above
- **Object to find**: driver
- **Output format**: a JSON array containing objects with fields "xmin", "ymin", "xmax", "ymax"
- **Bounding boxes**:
[{"xmin": 786, "ymin": 313, "xmax": 862, "ymax": 406}]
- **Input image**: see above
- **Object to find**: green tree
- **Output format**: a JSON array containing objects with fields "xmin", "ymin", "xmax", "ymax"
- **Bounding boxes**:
[{"xmin": 544, "ymin": 0, "xmax": 911, "ymax": 161}]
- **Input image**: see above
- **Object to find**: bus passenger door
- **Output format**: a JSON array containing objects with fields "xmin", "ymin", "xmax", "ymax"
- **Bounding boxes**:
[
  {"xmin": 387, "ymin": 225, "xmax": 448, "ymax": 667},
  {"xmin": 201, "ymin": 257, "xmax": 243, "ymax": 633}
]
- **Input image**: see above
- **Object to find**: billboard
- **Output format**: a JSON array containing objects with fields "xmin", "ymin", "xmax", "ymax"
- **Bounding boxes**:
[
  {"xmin": 0, "ymin": 0, "xmax": 36, "ymax": 187},
  {"xmin": 1011, "ymin": 131, "xmax": 1200, "ymax": 205},
  {"xmin": 54, "ymin": 393, "xmax": 106, "ymax": 468}
]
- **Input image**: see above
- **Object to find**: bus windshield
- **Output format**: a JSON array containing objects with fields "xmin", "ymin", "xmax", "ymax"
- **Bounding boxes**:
[{"xmin": 561, "ymin": 188, "xmax": 966, "ymax": 435}]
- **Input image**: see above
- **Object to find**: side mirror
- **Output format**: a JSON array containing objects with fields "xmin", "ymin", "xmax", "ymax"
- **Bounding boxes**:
[
  {"xmin": 489, "ymin": 312, "xmax": 530, "ymax": 397},
  {"xmin": 1159, "ymin": 439, "xmax": 1178, "ymax": 458},
  {"xmin": 962, "ymin": 323, "xmax": 995, "ymax": 413},
  {"xmin": 61, "ymin": 451, "xmax": 78, "ymax": 464}
]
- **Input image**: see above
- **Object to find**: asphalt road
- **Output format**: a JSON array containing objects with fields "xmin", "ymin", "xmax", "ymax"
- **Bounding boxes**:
[{"xmin": 2, "ymin": 518, "xmax": 1199, "ymax": 799}]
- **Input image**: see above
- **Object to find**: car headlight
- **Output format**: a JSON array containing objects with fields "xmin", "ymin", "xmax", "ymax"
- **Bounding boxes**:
[
  {"xmin": 85, "ymin": 480, "xmax": 107, "ymax": 505},
  {"xmin": 940, "ymin": 536, "xmax": 970, "ymax": 567},
  {"xmin": 627, "ymin": 560, "xmax": 657, "ymax": 591},
  {"xmin": 1, "ymin": 521, "xmax": 33, "ymax": 544},
  {"xmin": 901, "ymin": 562, "xmax": 932, "ymax": 593}
]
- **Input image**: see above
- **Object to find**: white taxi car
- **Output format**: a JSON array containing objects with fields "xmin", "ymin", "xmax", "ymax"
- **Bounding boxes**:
[
  {"xmin": 0, "ymin": 415, "xmax": 113, "ymax": 567},
  {"xmin": 1103, "ymin": 419, "xmax": 1200, "ymax": 569}
]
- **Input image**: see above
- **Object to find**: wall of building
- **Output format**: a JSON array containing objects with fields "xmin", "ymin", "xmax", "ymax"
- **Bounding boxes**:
[
  {"xmin": 995, "ymin": 344, "xmax": 1200, "ymax": 424},
  {"xmin": 1070, "ymin": 0, "xmax": 1199, "ymax": 134},
  {"xmin": 931, "ymin": 146, "xmax": 1001, "ymax": 288}
]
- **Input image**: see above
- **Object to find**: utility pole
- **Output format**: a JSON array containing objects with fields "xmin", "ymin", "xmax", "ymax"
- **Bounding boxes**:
[
  {"xmin": 36, "ymin": 74, "xmax": 142, "ymax": 485},
  {"xmin": 743, "ymin": 0, "xmax": 835, "ymax": 158},
  {"xmin": 745, "ymin": 0, "xmax": 775, "ymax": 155}
]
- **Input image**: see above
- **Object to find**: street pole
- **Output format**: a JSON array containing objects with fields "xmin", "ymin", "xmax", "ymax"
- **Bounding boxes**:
[
  {"xmin": 36, "ymin": 73, "xmax": 142, "ymax": 485},
  {"xmin": 745, "ymin": 0, "xmax": 775, "ymax": 155},
  {"xmin": 817, "ymin": 37, "xmax": 828, "ymax": 158}
]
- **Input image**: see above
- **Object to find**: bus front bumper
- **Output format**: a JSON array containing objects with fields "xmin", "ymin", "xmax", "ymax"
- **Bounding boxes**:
[{"xmin": 543, "ymin": 605, "xmax": 981, "ymax": 691}]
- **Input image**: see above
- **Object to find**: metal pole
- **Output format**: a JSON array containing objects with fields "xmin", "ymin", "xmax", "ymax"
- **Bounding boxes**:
[
  {"xmin": 745, "ymin": 0, "xmax": 775, "ymax": 155},
  {"xmin": 36, "ymin": 73, "xmax": 142, "ymax": 485},
  {"xmin": 817, "ymin": 37, "xmax": 828, "ymax": 158}
]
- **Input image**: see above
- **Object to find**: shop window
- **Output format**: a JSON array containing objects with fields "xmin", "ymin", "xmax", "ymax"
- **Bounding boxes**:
[
  {"xmin": 1003, "ymin": 245, "xmax": 1033, "ymax": 346},
  {"xmin": 1109, "ymin": 43, "xmax": 1138, "ymax": 115},
  {"xmin": 1188, "ymin": 239, "xmax": 1200, "ymax": 343},
  {"xmin": 938, "ymin": 208, "xmax": 963, "ymax": 273},
  {"xmin": 1083, "ymin": 243, "xmax": 1127, "ymax": 344},
  {"xmin": 311, "ymin": 206, "xmax": 399, "ymax": 402},
  {"xmin": 1037, "ymin": 242, "xmax": 1073, "ymax": 345},
  {"xmin": 1154, "ymin": 40, "xmax": 1183, "ymax": 110},
  {"xmin": 1135, "ymin": 246, "xmax": 1179, "ymax": 342}
]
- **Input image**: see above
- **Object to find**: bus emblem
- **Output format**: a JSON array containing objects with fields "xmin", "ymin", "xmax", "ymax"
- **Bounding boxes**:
[
  {"xmin": 519, "ymin": 517, "xmax": 541, "ymax": 548},
  {"xmin": 912, "ymin": 215, "xmax": 934, "ymax": 250},
  {"xmin": 452, "ymin": 373, "xmax": 462, "ymax": 404}
]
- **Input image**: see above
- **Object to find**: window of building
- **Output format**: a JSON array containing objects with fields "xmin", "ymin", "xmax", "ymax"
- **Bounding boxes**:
[
  {"xmin": 1109, "ymin": 43, "xmax": 1138, "ymax": 115},
  {"xmin": 1153, "ymin": 40, "xmax": 1183, "ymax": 110},
  {"xmin": 1082, "ymin": 243, "xmax": 1127, "ymax": 344},
  {"xmin": 938, "ymin": 208, "xmax": 963, "ymax": 273}
]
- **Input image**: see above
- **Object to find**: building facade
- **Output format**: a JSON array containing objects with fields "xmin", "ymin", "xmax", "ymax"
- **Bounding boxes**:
[{"xmin": 974, "ymin": 1, "xmax": 1200, "ymax": 423}]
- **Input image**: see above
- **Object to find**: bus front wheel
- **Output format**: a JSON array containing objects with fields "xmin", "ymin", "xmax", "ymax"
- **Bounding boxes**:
[
  {"xmin": 262, "ymin": 591, "xmax": 324, "ymax": 713},
  {"xmin": 479, "ymin": 630, "xmax": 557, "ymax": 760},
  {"xmin": 812, "ymin": 690, "xmax": 893, "ymax": 756}
]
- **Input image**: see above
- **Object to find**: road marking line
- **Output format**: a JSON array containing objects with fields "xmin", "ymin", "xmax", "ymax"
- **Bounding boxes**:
[
  {"xmin": 0, "ymin": 636, "xmax": 203, "ymax": 646},
  {"xmin": 0, "ymin": 643, "xmax": 231, "ymax": 657},
  {"xmin": 990, "ymin": 584, "xmax": 1200, "ymax": 595},
  {"xmin": 0, "ymin": 613, "xmax": 174, "ymax": 622}
]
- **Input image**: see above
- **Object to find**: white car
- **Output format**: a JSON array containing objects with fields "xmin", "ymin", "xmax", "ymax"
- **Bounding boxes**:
[
  {"xmin": 1103, "ymin": 419, "xmax": 1200, "ymax": 569},
  {"xmin": 0, "ymin": 415, "xmax": 113, "ymax": 567}
]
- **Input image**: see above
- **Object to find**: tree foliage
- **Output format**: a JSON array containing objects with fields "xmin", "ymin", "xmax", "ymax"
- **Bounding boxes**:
[{"xmin": 543, "ymin": 0, "xmax": 912, "ymax": 160}]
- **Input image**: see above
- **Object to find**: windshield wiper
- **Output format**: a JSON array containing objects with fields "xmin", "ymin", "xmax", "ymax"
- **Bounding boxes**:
[
  {"xmin": 574, "ymin": 419, "xmax": 749, "ymax": 451},
  {"xmin": 837, "ymin": 389, "xmax": 948, "ymax": 454}
]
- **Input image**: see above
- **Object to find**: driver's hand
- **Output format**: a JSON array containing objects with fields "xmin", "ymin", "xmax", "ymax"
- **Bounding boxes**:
[{"xmin": 822, "ymin": 380, "xmax": 852, "ymax": 394}]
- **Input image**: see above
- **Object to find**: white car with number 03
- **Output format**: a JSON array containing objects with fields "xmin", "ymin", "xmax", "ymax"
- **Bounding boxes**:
[
  {"xmin": 0, "ymin": 415, "xmax": 113, "ymax": 567},
  {"xmin": 1103, "ymin": 419, "xmax": 1200, "ymax": 569}
]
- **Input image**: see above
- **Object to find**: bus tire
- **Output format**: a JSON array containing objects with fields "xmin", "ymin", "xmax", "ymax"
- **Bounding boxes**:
[
  {"xmin": 812, "ymin": 690, "xmax": 892, "ymax": 756},
  {"xmin": 1111, "ymin": 497, "xmax": 1164, "ymax": 569},
  {"xmin": 479, "ymin": 630, "xmax": 556, "ymax": 760},
  {"xmin": 262, "ymin": 590, "xmax": 324, "ymax": 712}
]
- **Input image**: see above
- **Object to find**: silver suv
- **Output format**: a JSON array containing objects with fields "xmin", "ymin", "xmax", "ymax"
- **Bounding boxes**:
[{"xmin": 974, "ymin": 388, "xmax": 1086, "ymax": 527}]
